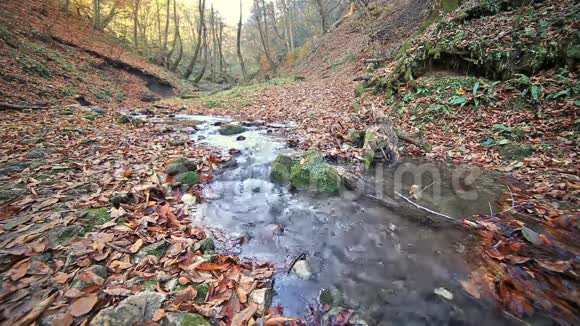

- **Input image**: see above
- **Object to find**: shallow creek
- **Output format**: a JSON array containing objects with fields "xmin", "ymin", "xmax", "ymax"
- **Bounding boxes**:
[{"xmin": 173, "ymin": 114, "xmax": 514, "ymax": 325}]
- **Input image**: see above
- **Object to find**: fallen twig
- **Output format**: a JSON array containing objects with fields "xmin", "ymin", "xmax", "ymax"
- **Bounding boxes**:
[{"xmin": 395, "ymin": 192, "xmax": 454, "ymax": 221}]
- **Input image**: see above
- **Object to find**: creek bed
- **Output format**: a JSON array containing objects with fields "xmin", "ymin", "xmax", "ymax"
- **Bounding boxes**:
[{"xmin": 175, "ymin": 114, "xmax": 513, "ymax": 325}]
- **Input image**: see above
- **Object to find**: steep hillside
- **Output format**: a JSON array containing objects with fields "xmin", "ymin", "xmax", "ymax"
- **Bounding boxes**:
[{"xmin": 0, "ymin": 0, "xmax": 192, "ymax": 107}]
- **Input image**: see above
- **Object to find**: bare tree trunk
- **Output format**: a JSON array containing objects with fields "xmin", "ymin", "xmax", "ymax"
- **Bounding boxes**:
[
  {"xmin": 254, "ymin": 0, "xmax": 276, "ymax": 74},
  {"xmin": 93, "ymin": 0, "xmax": 100, "ymax": 29},
  {"xmin": 169, "ymin": 0, "xmax": 183, "ymax": 72},
  {"xmin": 237, "ymin": 0, "xmax": 248, "ymax": 81},
  {"xmin": 210, "ymin": 5, "xmax": 217, "ymax": 81},
  {"xmin": 184, "ymin": 0, "xmax": 205, "ymax": 79},
  {"xmin": 218, "ymin": 21, "xmax": 225, "ymax": 73},
  {"xmin": 193, "ymin": 21, "xmax": 208, "ymax": 84},
  {"xmin": 133, "ymin": 0, "xmax": 140, "ymax": 50},
  {"xmin": 314, "ymin": 0, "xmax": 327, "ymax": 34}
]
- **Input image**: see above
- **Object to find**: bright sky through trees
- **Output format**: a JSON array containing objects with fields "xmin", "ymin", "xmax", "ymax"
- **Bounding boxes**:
[{"xmin": 205, "ymin": 0, "xmax": 252, "ymax": 25}]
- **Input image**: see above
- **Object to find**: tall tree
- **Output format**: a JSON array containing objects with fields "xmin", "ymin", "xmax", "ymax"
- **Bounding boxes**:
[
  {"xmin": 254, "ymin": 0, "xmax": 276, "ymax": 74},
  {"xmin": 313, "ymin": 0, "xmax": 328, "ymax": 34},
  {"xmin": 168, "ymin": 0, "xmax": 183, "ymax": 71},
  {"xmin": 132, "ymin": 0, "xmax": 140, "ymax": 50},
  {"xmin": 193, "ymin": 19, "xmax": 208, "ymax": 84},
  {"xmin": 237, "ymin": 0, "xmax": 248, "ymax": 81},
  {"xmin": 184, "ymin": 0, "xmax": 205, "ymax": 79}
]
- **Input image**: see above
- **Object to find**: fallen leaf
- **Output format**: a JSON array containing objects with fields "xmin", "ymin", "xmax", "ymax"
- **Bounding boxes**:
[
  {"xmin": 152, "ymin": 309, "xmax": 166, "ymax": 322},
  {"xmin": 231, "ymin": 303, "xmax": 258, "ymax": 326},
  {"xmin": 69, "ymin": 293, "xmax": 98, "ymax": 317}
]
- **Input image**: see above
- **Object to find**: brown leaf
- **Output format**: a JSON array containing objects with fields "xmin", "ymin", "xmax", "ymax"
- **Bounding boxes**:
[
  {"xmin": 152, "ymin": 309, "xmax": 166, "ymax": 322},
  {"xmin": 129, "ymin": 239, "xmax": 144, "ymax": 253},
  {"xmin": 7, "ymin": 259, "xmax": 30, "ymax": 281},
  {"xmin": 12, "ymin": 292, "xmax": 58, "ymax": 326},
  {"xmin": 79, "ymin": 270, "xmax": 105, "ymax": 286},
  {"xmin": 231, "ymin": 303, "xmax": 258, "ymax": 326},
  {"xmin": 535, "ymin": 259, "xmax": 570, "ymax": 273},
  {"xmin": 54, "ymin": 272, "xmax": 71, "ymax": 284},
  {"xmin": 69, "ymin": 293, "xmax": 99, "ymax": 317}
]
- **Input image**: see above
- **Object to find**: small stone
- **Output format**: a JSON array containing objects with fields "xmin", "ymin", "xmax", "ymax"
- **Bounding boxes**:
[
  {"xmin": 26, "ymin": 147, "xmax": 51, "ymax": 159},
  {"xmin": 164, "ymin": 278, "xmax": 179, "ymax": 292},
  {"xmin": 236, "ymin": 135, "xmax": 246, "ymax": 141},
  {"xmin": 292, "ymin": 260, "xmax": 312, "ymax": 280},
  {"xmin": 181, "ymin": 194, "xmax": 196, "ymax": 205},
  {"xmin": 91, "ymin": 106, "xmax": 106, "ymax": 115},
  {"xmin": 165, "ymin": 157, "xmax": 197, "ymax": 176},
  {"xmin": 434, "ymin": 287, "xmax": 453, "ymax": 300},
  {"xmin": 89, "ymin": 292, "xmax": 165, "ymax": 326},
  {"xmin": 249, "ymin": 288, "xmax": 272, "ymax": 314},
  {"xmin": 109, "ymin": 193, "xmax": 131, "ymax": 208}
]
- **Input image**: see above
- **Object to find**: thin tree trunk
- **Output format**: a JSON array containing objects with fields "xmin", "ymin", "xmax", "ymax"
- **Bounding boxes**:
[
  {"xmin": 133, "ymin": 0, "xmax": 140, "ymax": 50},
  {"xmin": 169, "ymin": 0, "xmax": 183, "ymax": 72},
  {"xmin": 314, "ymin": 0, "xmax": 327, "ymax": 34},
  {"xmin": 210, "ymin": 5, "xmax": 216, "ymax": 81},
  {"xmin": 237, "ymin": 0, "xmax": 248, "ymax": 81},
  {"xmin": 93, "ymin": 0, "xmax": 100, "ymax": 29},
  {"xmin": 193, "ymin": 22, "xmax": 208, "ymax": 84},
  {"xmin": 254, "ymin": 0, "xmax": 276, "ymax": 74},
  {"xmin": 184, "ymin": 0, "xmax": 205, "ymax": 79},
  {"xmin": 218, "ymin": 21, "xmax": 225, "ymax": 73}
]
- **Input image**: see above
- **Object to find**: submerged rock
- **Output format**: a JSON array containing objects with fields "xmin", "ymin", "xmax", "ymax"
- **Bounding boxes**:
[
  {"xmin": 218, "ymin": 124, "xmax": 245, "ymax": 135},
  {"xmin": 270, "ymin": 153, "xmax": 302, "ymax": 184},
  {"xmin": 89, "ymin": 292, "xmax": 165, "ymax": 326},
  {"xmin": 292, "ymin": 260, "xmax": 312, "ymax": 280}
]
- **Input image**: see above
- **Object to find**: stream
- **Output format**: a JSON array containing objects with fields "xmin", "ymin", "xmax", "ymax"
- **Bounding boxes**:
[{"xmin": 171, "ymin": 114, "xmax": 514, "ymax": 325}]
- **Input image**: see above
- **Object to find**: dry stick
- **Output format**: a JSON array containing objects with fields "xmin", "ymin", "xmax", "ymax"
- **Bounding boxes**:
[
  {"xmin": 287, "ymin": 252, "xmax": 306, "ymax": 274},
  {"xmin": 395, "ymin": 192, "xmax": 455, "ymax": 221},
  {"xmin": 0, "ymin": 102, "xmax": 50, "ymax": 111}
]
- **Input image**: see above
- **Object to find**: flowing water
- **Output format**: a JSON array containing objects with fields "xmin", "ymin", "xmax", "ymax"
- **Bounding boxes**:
[{"xmin": 174, "ymin": 114, "xmax": 514, "ymax": 325}]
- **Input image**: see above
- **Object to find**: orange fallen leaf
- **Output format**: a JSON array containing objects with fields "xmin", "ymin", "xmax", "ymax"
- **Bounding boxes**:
[
  {"xmin": 152, "ymin": 309, "xmax": 166, "ymax": 322},
  {"xmin": 129, "ymin": 239, "xmax": 144, "ymax": 253},
  {"xmin": 7, "ymin": 259, "xmax": 30, "ymax": 281},
  {"xmin": 69, "ymin": 293, "xmax": 99, "ymax": 317}
]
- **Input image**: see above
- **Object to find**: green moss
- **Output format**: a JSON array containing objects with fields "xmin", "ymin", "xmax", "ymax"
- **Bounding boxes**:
[
  {"xmin": 289, "ymin": 152, "xmax": 341, "ymax": 193},
  {"xmin": 174, "ymin": 171, "xmax": 200, "ymax": 185},
  {"xmin": 81, "ymin": 208, "xmax": 111, "ymax": 232},
  {"xmin": 193, "ymin": 283, "xmax": 210, "ymax": 303},
  {"xmin": 319, "ymin": 288, "xmax": 333, "ymax": 305},
  {"xmin": 498, "ymin": 143, "xmax": 536, "ymax": 161},
  {"xmin": 218, "ymin": 124, "xmax": 246, "ymax": 135},
  {"xmin": 270, "ymin": 153, "xmax": 301, "ymax": 184}
]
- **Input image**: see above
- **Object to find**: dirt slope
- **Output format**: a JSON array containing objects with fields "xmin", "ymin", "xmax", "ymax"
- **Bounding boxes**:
[{"xmin": 0, "ymin": 0, "xmax": 190, "ymax": 107}]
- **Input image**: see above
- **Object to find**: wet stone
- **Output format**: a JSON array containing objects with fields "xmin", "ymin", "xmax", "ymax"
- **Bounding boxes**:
[
  {"xmin": 249, "ymin": 288, "xmax": 272, "ymax": 314},
  {"xmin": 165, "ymin": 157, "xmax": 198, "ymax": 176},
  {"xmin": 218, "ymin": 124, "xmax": 245, "ymax": 135}
]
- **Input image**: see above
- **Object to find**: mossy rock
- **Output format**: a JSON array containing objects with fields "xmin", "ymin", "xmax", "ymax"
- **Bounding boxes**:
[
  {"xmin": 498, "ymin": 143, "xmax": 536, "ymax": 161},
  {"xmin": 289, "ymin": 152, "xmax": 341, "ymax": 193},
  {"xmin": 165, "ymin": 157, "xmax": 197, "ymax": 176},
  {"xmin": 218, "ymin": 124, "xmax": 245, "ymax": 135},
  {"xmin": 109, "ymin": 193, "xmax": 131, "ymax": 208},
  {"xmin": 270, "ymin": 153, "xmax": 302, "ymax": 184},
  {"xmin": 193, "ymin": 283, "xmax": 210, "ymax": 303},
  {"xmin": 174, "ymin": 172, "xmax": 200, "ymax": 185},
  {"xmin": 81, "ymin": 207, "xmax": 112, "ymax": 232},
  {"xmin": 134, "ymin": 240, "xmax": 171, "ymax": 263},
  {"xmin": 70, "ymin": 265, "xmax": 108, "ymax": 289},
  {"xmin": 194, "ymin": 238, "xmax": 215, "ymax": 253},
  {"xmin": 117, "ymin": 115, "xmax": 145, "ymax": 125},
  {"xmin": 48, "ymin": 225, "xmax": 84, "ymax": 246},
  {"xmin": 347, "ymin": 129, "xmax": 365, "ymax": 148},
  {"xmin": 161, "ymin": 312, "xmax": 210, "ymax": 326}
]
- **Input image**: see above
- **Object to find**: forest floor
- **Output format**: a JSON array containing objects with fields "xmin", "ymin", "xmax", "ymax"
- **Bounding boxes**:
[{"xmin": 0, "ymin": 0, "xmax": 578, "ymax": 325}]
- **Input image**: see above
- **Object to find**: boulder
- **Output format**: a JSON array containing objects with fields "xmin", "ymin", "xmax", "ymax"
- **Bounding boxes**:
[
  {"xmin": 271, "ymin": 152, "xmax": 341, "ymax": 192},
  {"xmin": 291, "ymin": 260, "xmax": 312, "ymax": 280},
  {"xmin": 161, "ymin": 312, "xmax": 210, "ymax": 326},
  {"xmin": 270, "ymin": 153, "xmax": 301, "ymax": 184},
  {"xmin": 89, "ymin": 292, "xmax": 165, "ymax": 326},
  {"xmin": 218, "ymin": 124, "xmax": 246, "ymax": 135}
]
